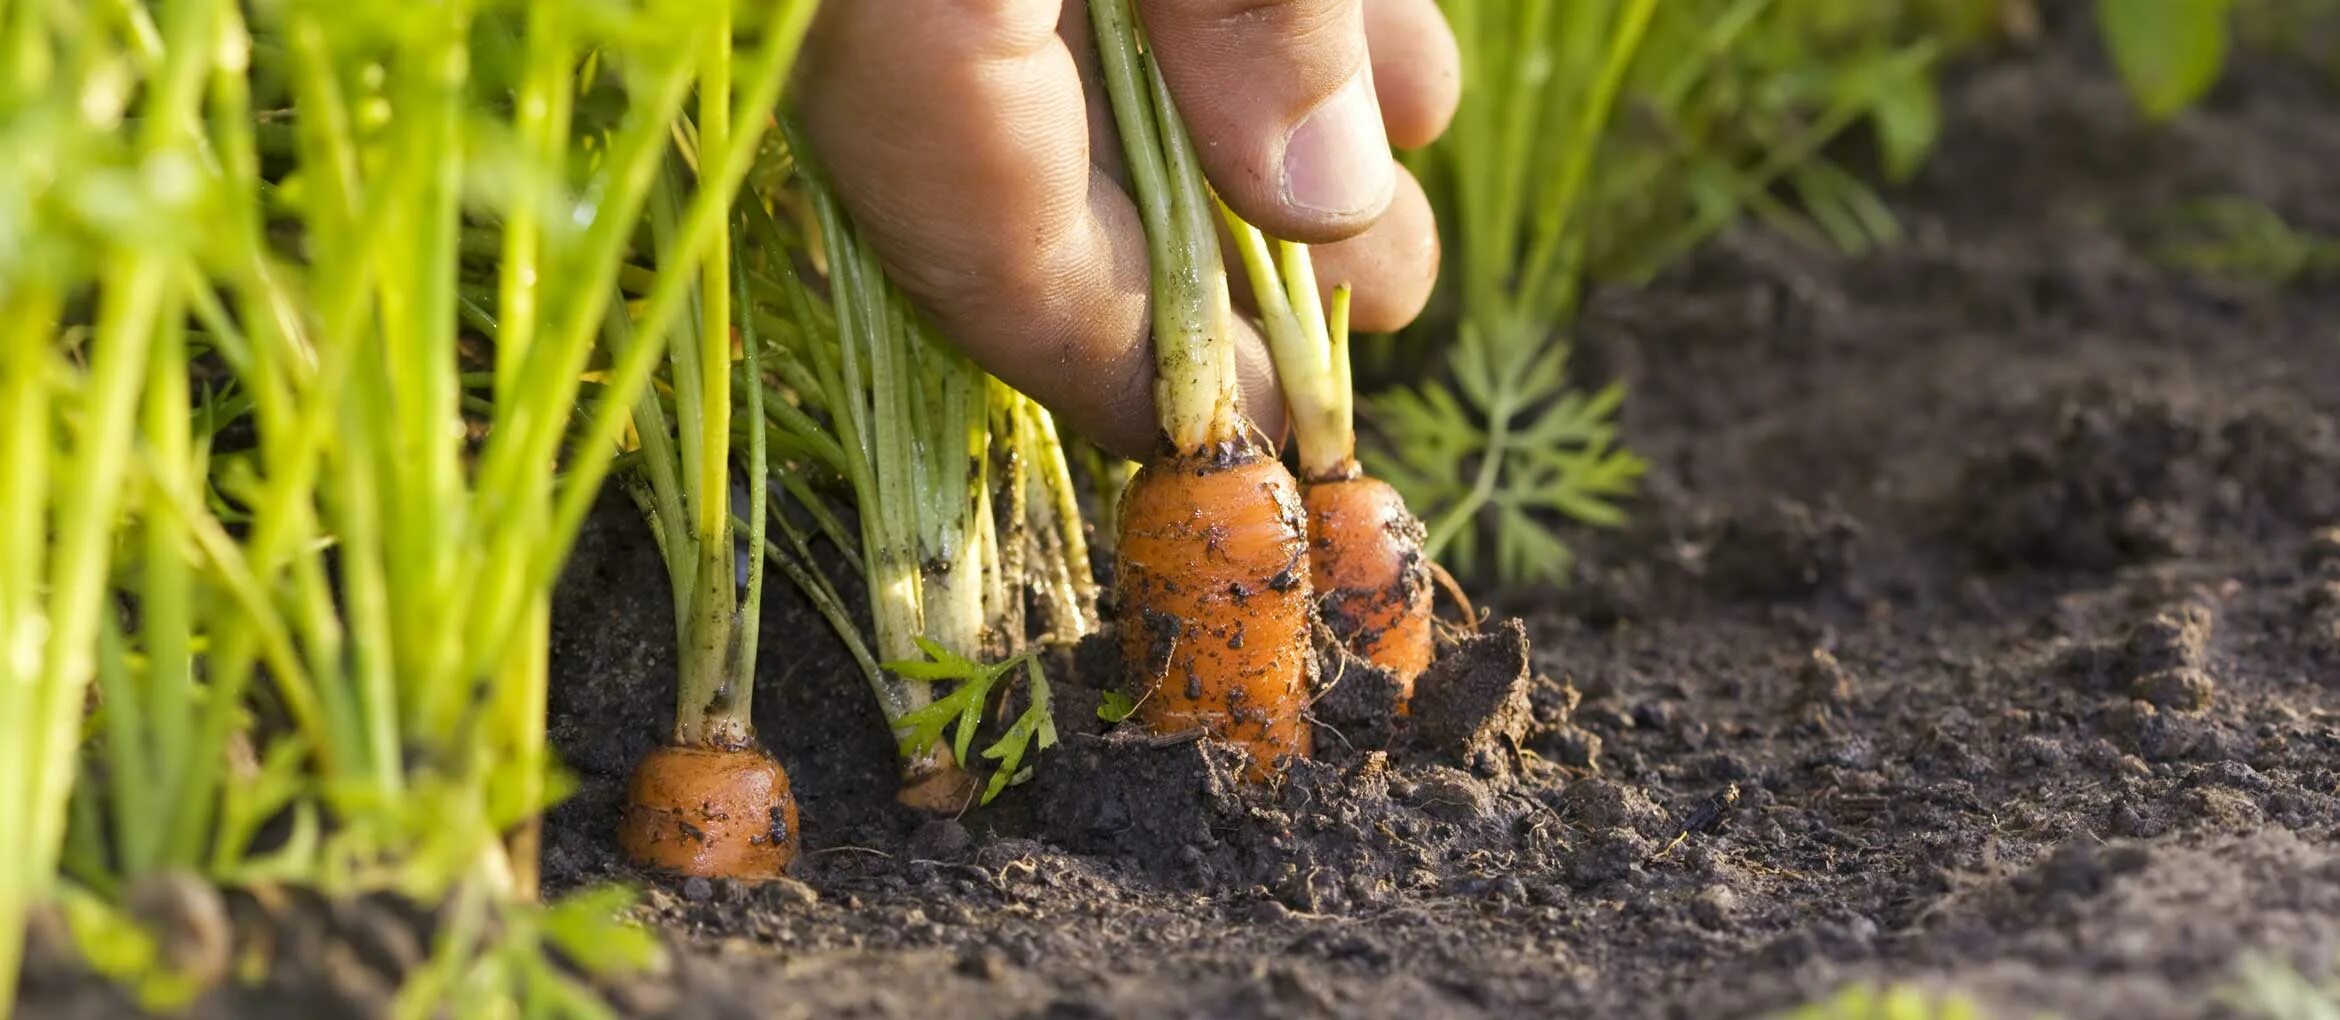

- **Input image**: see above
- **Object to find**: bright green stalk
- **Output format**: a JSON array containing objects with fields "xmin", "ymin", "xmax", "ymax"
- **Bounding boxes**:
[
  {"xmin": 596, "ymin": 1, "xmax": 811, "ymax": 752},
  {"xmin": 0, "ymin": 291, "xmax": 58, "ymax": 1020},
  {"xmin": 696, "ymin": 10, "xmax": 735, "ymax": 549},
  {"xmin": 801, "ymin": 174, "xmax": 923, "ymax": 725},
  {"xmin": 32, "ymin": 256, "xmax": 166, "ymax": 904},
  {"xmin": 532, "ymin": 2, "xmax": 813, "ymax": 607},
  {"xmin": 784, "ymin": 150, "xmax": 1044, "ymax": 785},
  {"xmin": 1089, "ymin": 0, "xmax": 1244, "ymax": 455},
  {"xmin": 914, "ymin": 326, "xmax": 992, "ymax": 663},
  {"xmin": 1220, "ymin": 213, "xmax": 1355, "ymax": 481},
  {"xmin": 26, "ymin": 0, "xmax": 222, "ymax": 893},
  {"xmin": 119, "ymin": 280, "xmax": 197, "ymax": 876},
  {"xmin": 734, "ymin": 243, "xmax": 771, "ymax": 730},
  {"xmin": 1368, "ymin": 0, "xmax": 1654, "ymax": 582},
  {"xmin": 493, "ymin": 2, "xmax": 571, "ymax": 400}
]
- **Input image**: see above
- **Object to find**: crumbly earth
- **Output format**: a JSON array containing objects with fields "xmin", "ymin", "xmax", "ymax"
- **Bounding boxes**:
[{"xmin": 21, "ymin": 11, "xmax": 2340, "ymax": 1020}]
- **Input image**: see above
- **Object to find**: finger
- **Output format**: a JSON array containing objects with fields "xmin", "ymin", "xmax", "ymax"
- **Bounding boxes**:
[
  {"xmin": 1142, "ymin": 0, "xmax": 1393, "ymax": 245},
  {"xmin": 1366, "ymin": 0, "xmax": 1459, "ymax": 151},
  {"xmin": 797, "ymin": 0, "xmax": 1286, "ymax": 460},
  {"xmin": 1222, "ymin": 165, "xmax": 1438, "ymax": 334}
]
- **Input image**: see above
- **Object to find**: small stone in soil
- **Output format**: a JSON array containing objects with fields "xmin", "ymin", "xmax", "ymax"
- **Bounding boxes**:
[
  {"xmin": 2123, "ymin": 602, "xmax": 2214, "ymax": 676},
  {"xmin": 1692, "ymin": 884, "xmax": 1741, "ymax": 928},
  {"xmin": 957, "ymin": 949, "xmax": 1010, "ymax": 981},
  {"xmin": 2130, "ymin": 667, "xmax": 2216, "ymax": 713},
  {"xmin": 1248, "ymin": 898, "xmax": 1294, "ymax": 924},
  {"xmin": 1567, "ymin": 828, "xmax": 1654, "ymax": 886},
  {"xmin": 1407, "ymin": 766, "xmax": 1493, "ymax": 823},
  {"xmin": 681, "ymin": 876, "xmax": 714, "ymax": 903},
  {"xmin": 2304, "ymin": 526, "xmax": 2340, "ymax": 570},
  {"xmin": 1796, "ymin": 647, "xmax": 1857, "ymax": 708},
  {"xmin": 1559, "ymin": 778, "xmax": 1673, "ymax": 838}
]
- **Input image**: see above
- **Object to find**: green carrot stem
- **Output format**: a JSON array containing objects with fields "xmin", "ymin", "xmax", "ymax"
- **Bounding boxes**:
[
  {"xmin": 1218, "ymin": 212, "xmax": 1356, "ymax": 480},
  {"xmin": 1089, "ymin": 0, "xmax": 1243, "ymax": 455}
]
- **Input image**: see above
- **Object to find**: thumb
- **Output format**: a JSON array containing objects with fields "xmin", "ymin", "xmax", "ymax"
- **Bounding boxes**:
[{"xmin": 1140, "ymin": 0, "xmax": 1392, "ymax": 245}]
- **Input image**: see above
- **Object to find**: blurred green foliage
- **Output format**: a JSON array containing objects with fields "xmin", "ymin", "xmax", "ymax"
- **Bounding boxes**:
[
  {"xmin": 1772, "ymin": 981, "xmax": 2003, "ymax": 1020},
  {"xmin": 1373, "ymin": 0, "xmax": 1998, "ymax": 587},
  {"xmin": 2097, "ymin": 0, "xmax": 2237, "ymax": 119}
]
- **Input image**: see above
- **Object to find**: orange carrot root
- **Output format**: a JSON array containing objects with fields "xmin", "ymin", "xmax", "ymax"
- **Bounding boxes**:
[
  {"xmin": 1304, "ymin": 474, "xmax": 1434, "ymax": 707},
  {"xmin": 1117, "ymin": 451, "xmax": 1316, "ymax": 780},
  {"xmin": 620, "ymin": 745, "xmax": 799, "ymax": 879},
  {"xmin": 896, "ymin": 745, "xmax": 979, "ymax": 814}
]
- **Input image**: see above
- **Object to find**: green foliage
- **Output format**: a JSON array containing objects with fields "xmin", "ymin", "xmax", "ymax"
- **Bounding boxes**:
[
  {"xmin": 766, "ymin": 146, "xmax": 1097, "ymax": 783},
  {"xmin": 2222, "ymin": 954, "xmax": 2340, "ymax": 1020},
  {"xmin": 1773, "ymin": 981, "xmax": 2001, "ymax": 1020},
  {"xmin": 393, "ymin": 884, "xmax": 665, "ymax": 1020},
  {"xmin": 1601, "ymin": 0, "xmax": 1981, "ymax": 274},
  {"xmin": 2097, "ymin": 0, "xmax": 2237, "ymax": 119},
  {"xmin": 978, "ymin": 663, "xmax": 1060, "ymax": 804},
  {"xmin": 885, "ymin": 641, "xmax": 1058, "ymax": 804},
  {"xmin": 2, "ymin": 0, "xmax": 806, "ymax": 1015},
  {"xmin": 55, "ymin": 887, "xmax": 206, "ymax": 1013},
  {"xmin": 1098, "ymin": 691, "xmax": 1140, "ymax": 724},
  {"xmin": 1378, "ymin": 0, "xmax": 1989, "ymax": 586},
  {"xmin": 1371, "ymin": 344, "xmax": 1641, "ymax": 583},
  {"xmin": 2137, "ymin": 195, "xmax": 2340, "ymax": 285}
]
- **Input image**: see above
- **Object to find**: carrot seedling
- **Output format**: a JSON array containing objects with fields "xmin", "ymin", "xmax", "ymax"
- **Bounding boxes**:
[
  {"xmin": 1222, "ymin": 224, "xmax": 1436, "ymax": 704},
  {"xmin": 609, "ymin": 149, "xmax": 800, "ymax": 881},
  {"xmin": 754, "ymin": 148, "xmax": 1097, "ymax": 810},
  {"xmin": 1089, "ymin": 0, "xmax": 1314, "ymax": 780},
  {"xmin": 6, "ymin": 0, "xmax": 815, "ymax": 1014},
  {"xmin": 1369, "ymin": 0, "xmax": 1654, "ymax": 586}
]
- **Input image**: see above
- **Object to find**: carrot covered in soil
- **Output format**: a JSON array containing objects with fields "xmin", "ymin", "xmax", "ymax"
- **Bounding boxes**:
[
  {"xmin": 1222, "ymin": 220, "xmax": 1436, "ymax": 707},
  {"xmin": 1089, "ymin": 0, "xmax": 1315, "ymax": 779}
]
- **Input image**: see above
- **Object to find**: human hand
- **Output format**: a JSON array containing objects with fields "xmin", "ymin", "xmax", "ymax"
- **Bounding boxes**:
[{"xmin": 797, "ymin": 0, "xmax": 1460, "ymax": 458}]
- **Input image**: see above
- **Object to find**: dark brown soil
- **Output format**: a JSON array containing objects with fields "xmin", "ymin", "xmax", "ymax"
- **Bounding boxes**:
[{"xmin": 23, "ymin": 11, "xmax": 2340, "ymax": 1020}]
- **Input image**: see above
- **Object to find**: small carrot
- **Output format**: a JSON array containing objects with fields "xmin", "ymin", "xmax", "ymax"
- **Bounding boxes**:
[
  {"xmin": 1092, "ymin": 0, "xmax": 1314, "ymax": 779},
  {"xmin": 1117, "ymin": 453, "xmax": 1315, "ymax": 778},
  {"xmin": 615, "ymin": 140, "xmax": 799, "ymax": 879},
  {"xmin": 620, "ymin": 744, "xmax": 799, "ymax": 877},
  {"xmin": 1304, "ymin": 472, "xmax": 1434, "ymax": 691},
  {"xmin": 1222, "ymin": 219, "xmax": 1435, "ymax": 707}
]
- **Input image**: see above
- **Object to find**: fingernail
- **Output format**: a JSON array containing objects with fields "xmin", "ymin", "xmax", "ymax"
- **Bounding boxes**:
[{"xmin": 1281, "ymin": 73, "xmax": 1393, "ymax": 220}]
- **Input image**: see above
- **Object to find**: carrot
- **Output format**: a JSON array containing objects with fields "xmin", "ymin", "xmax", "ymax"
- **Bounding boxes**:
[
  {"xmin": 1221, "ymin": 218, "xmax": 1436, "ymax": 707},
  {"xmin": 1118, "ymin": 454, "xmax": 1315, "ymax": 779},
  {"xmin": 1304, "ymin": 474, "xmax": 1434, "ymax": 696},
  {"xmin": 620, "ymin": 745, "xmax": 799, "ymax": 877},
  {"xmin": 613, "ymin": 117, "xmax": 800, "ymax": 878},
  {"xmin": 1091, "ymin": 0, "xmax": 1315, "ymax": 779}
]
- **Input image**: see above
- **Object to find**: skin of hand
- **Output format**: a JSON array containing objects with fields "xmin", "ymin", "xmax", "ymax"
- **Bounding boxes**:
[{"xmin": 797, "ymin": 0, "xmax": 1462, "ymax": 459}]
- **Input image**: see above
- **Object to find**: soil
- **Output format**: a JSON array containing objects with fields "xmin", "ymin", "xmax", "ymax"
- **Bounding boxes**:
[{"xmin": 21, "ymin": 9, "xmax": 2340, "ymax": 1020}]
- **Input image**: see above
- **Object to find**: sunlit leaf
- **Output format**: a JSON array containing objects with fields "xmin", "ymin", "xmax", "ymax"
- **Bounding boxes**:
[
  {"xmin": 541, "ymin": 886, "xmax": 664, "ymax": 977},
  {"xmin": 2096, "ymin": 0, "xmax": 2235, "ymax": 120},
  {"xmin": 1867, "ymin": 56, "xmax": 1939, "ymax": 181}
]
